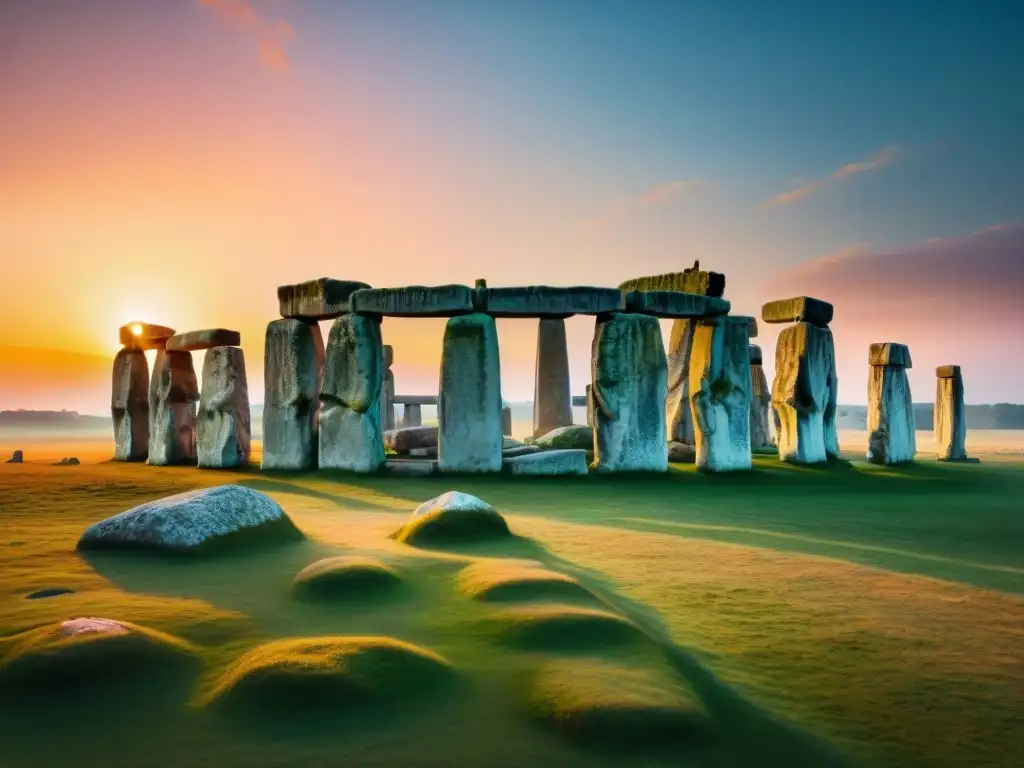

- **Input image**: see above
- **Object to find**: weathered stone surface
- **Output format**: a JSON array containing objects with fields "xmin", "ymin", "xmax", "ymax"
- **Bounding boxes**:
[
  {"xmin": 867, "ymin": 365, "xmax": 916, "ymax": 465},
  {"xmin": 761, "ymin": 297, "xmax": 834, "ymax": 327},
  {"xmin": 689, "ymin": 316, "xmax": 753, "ymax": 472},
  {"xmin": 667, "ymin": 441, "xmax": 696, "ymax": 463},
  {"xmin": 869, "ymin": 342, "xmax": 913, "ymax": 368},
  {"xmin": 77, "ymin": 485, "xmax": 298, "ymax": 551},
  {"xmin": 747, "ymin": 318, "xmax": 759, "ymax": 339},
  {"xmin": 665, "ymin": 319, "xmax": 697, "ymax": 445},
  {"xmin": 111, "ymin": 348, "xmax": 149, "ymax": 462},
  {"xmin": 484, "ymin": 286, "xmax": 624, "ymax": 317},
  {"xmin": 383, "ymin": 344, "xmax": 394, "ymax": 369},
  {"xmin": 591, "ymin": 314, "xmax": 668, "ymax": 472},
  {"xmin": 394, "ymin": 394, "xmax": 438, "ymax": 406},
  {"xmin": 6, "ymin": 449, "xmax": 23, "ymax": 464},
  {"xmin": 502, "ymin": 444, "xmax": 542, "ymax": 458},
  {"xmin": 618, "ymin": 261, "xmax": 726, "ymax": 298},
  {"xmin": 771, "ymin": 323, "xmax": 832, "ymax": 464},
  {"xmin": 438, "ymin": 314, "xmax": 503, "ymax": 473},
  {"xmin": 502, "ymin": 405, "xmax": 512, "ymax": 437},
  {"xmin": 277, "ymin": 278, "xmax": 370, "ymax": 320},
  {"xmin": 533, "ymin": 318, "xmax": 573, "ymax": 438},
  {"xmin": 197, "ymin": 347, "xmax": 251, "ymax": 468},
  {"xmin": 350, "ymin": 285, "xmax": 474, "ymax": 317},
  {"xmin": 402, "ymin": 403, "xmax": 422, "ymax": 428},
  {"xmin": 822, "ymin": 329, "xmax": 840, "ymax": 460},
  {"xmin": 936, "ymin": 365, "xmax": 961, "ymax": 379},
  {"xmin": 935, "ymin": 366, "xmax": 967, "ymax": 461},
  {"xmin": 749, "ymin": 362, "xmax": 772, "ymax": 450},
  {"xmin": 118, "ymin": 322, "xmax": 175, "ymax": 351},
  {"xmin": 408, "ymin": 447, "xmax": 437, "ymax": 458},
  {"xmin": 535, "ymin": 424, "xmax": 594, "ymax": 451},
  {"xmin": 148, "ymin": 350, "xmax": 198, "ymax": 466},
  {"xmin": 262, "ymin": 319, "xmax": 324, "ymax": 471},
  {"xmin": 749, "ymin": 344, "xmax": 763, "ymax": 365},
  {"xmin": 381, "ymin": 369, "xmax": 397, "ymax": 431},
  {"xmin": 624, "ymin": 291, "xmax": 731, "ymax": 318},
  {"xmin": 384, "ymin": 426, "xmax": 438, "ymax": 453},
  {"xmin": 585, "ymin": 385, "xmax": 595, "ymax": 427},
  {"xmin": 504, "ymin": 449, "xmax": 588, "ymax": 476},
  {"xmin": 319, "ymin": 315, "xmax": 384, "ymax": 473},
  {"xmin": 166, "ymin": 329, "xmax": 241, "ymax": 352}
]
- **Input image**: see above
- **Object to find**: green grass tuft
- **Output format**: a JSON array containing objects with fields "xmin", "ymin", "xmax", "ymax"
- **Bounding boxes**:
[
  {"xmin": 292, "ymin": 557, "xmax": 402, "ymax": 601},
  {"xmin": 486, "ymin": 603, "xmax": 643, "ymax": 650},
  {"xmin": 456, "ymin": 560, "xmax": 597, "ymax": 604}
]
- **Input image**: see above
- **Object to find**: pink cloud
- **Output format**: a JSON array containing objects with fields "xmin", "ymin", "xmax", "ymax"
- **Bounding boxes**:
[
  {"xmin": 198, "ymin": 0, "xmax": 294, "ymax": 73},
  {"xmin": 584, "ymin": 179, "xmax": 703, "ymax": 230},
  {"xmin": 762, "ymin": 146, "xmax": 899, "ymax": 208}
]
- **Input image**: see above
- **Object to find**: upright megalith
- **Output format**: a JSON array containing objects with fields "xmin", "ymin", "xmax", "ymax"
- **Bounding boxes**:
[
  {"xmin": 935, "ymin": 365, "xmax": 968, "ymax": 461},
  {"xmin": 866, "ymin": 343, "xmax": 916, "ymax": 465},
  {"xmin": 198, "ymin": 346, "xmax": 251, "ymax": 468},
  {"xmin": 748, "ymin": 344, "xmax": 772, "ymax": 449},
  {"xmin": 591, "ymin": 313, "xmax": 668, "ymax": 472},
  {"xmin": 765, "ymin": 297, "xmax": 836, "ymax": 464},
  {"xmin": 148, "ymin": 350, "xmax": 199, "ymax": 466},
  {"xmin": 533, "ymin": 318, "xmax": 573, "ymax": 438},
  {"xmin": 319, "ymin": 314, "xmax": 385, "ymax": 473},
  {"xmin": 381, "ymin": 344, "xmax": 396, "ymax": 431},
  {"xmin": 665, "ymin": 319, "xmax": 697, "ymax": 445},
  {"xmin": 822, "ymin": 329, "xmax": 840, "ymax": 460},
  {"xmin": 402, "ymin": 404, "xmax": 422, "ymax": 428},
  {"xmin": 438, "ymin": 314, "xmax": 503, "ymax": 473},
  {"xmin": 112, "ymin": 348, "xmax": 150, "ymax": 462},
  {"xmin": 262, "ymin": 319, "xmax": 324, "ymax": 471},
  {"xmin": 689, "ymin": 316, "xmax": 753, "ymax": 472}
]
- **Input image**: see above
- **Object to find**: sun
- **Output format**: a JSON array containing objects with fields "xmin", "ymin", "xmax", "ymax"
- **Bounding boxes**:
[{"xmin": 130, "ymin": 323, "xmax": 143, "ymax": 336}]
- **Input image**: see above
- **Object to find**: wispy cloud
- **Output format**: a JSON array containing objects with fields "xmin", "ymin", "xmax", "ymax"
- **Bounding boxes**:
[
  {"xmin": 760, "ymin": 146, "xmax": 899, "ymax": 208},
  {"xmin": 198, "ymin": 0, "xmax": 295, "ymax": 74},
  {"xmin": 584, "ymin": 179, "xmax": 703, "ymax": 230}
]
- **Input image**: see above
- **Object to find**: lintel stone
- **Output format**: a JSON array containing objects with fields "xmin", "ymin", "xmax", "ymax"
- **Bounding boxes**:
[
  {"xmin": 166, "ymin": 328, "xmax": 241, "ymax": 352},
  {"xmin": 761, "ymin": 297, "xmax": 834, "ymax": 327},
  {"xmin": 349, "ymin": 285, "xmax": 474, "ymax": 317},
  {"xmin": 869, "ymin": 342, "xmax": 913, "ymax": 368},
  {"xmin": 936, "ymin": 364, "xmax": 961, "ymax": 379},
  {"xmin": 618, "ymin": 263, "xmax": 726, "ymax": 298},
  {"xmin": 119, "ymin": 322, "xmax": 175, "ymax": 350},
  {"xmin": 484, "ymin": 286, "xmax": 624, "ymax": 317},
  {"xmin": 278, "ymin": 278, "xmax": 371, "ymax": 320}
]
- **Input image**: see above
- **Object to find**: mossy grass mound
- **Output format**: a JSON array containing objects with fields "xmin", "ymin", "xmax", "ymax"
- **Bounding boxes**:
[
  {"xmin": 292, "ymin": 557, "xmax": 401, "ymax": 601},
  {"xmin": 457, "ymin": 560, "xmax": 597, "ymax": 604},
  {"xmin": 525, "ymin": 659, "xmax": 713, "ymax": 749},
  {"xmin": 0, "ymin": 618, "xmax": 199, "ymax": 692},
  {"xmin": 392, "ymin": 491, "xmax": 510, "ymax": 546},
  {"xmin": 488, "ymin": 603, "xmax": 642, "ymax": 650},
  {"xmin": 201, "ymin": 636, "xmax": 455, "ymax": 714}
]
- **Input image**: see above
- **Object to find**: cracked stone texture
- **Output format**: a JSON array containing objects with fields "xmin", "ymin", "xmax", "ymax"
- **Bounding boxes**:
[
  {"xmin": 665, "ymin": 319, "xmax": 697, "ymax": 445},
  {"xmin": 197, "ymin": 347, "xmax": 251, "ymax": 469},
  {"xmin": 350, "ymin": 285, "xmax": 474, "ymax": 317},
  {"xmin": 148, "ymin": 350, "xmax": 198, "ymax": 466},
  {"xmin": 277, "ymin": 278, "xmax": 370, "ymax": 320},
  {"xmin": 867, "ymin": 364, "xmax": 916, "ymax": 465},
  {"xmin": 262, "ymin": 319, "xmax": 324, "ymax": 471},
  {"xmin": 749, "ymin": 362, "xmax": 772, "ymax": 450},
  {"xmin": 111, "ymin": 348, "xmax": 150, "ymax": 462},
  {"xmin": 484, "ymin": 286, "xmax": 624, "ymax": 317}
]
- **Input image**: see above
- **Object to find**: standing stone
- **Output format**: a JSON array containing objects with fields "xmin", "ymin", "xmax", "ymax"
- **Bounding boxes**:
[
  {"xmin": 111, "ymin": 348, "xmax": 150, "ymax": 462},
  {"xmin": 771, "ymin": 323, "xmax": 832, "ymax": 464},
  {"xmin": 591, "ymin": 313, "xmax": 668, "ymax": 472},
  {"xmin": 585, "ymin": 384, "xmax": 595, "ymax": 427},
  {"xmin": 502, "ymin": 403, "xmax": 513, "ymax": 437},
  {"xmin": 262, "ymin": 319, "xmax": 324, "ymax": 471},
  {"xmin": 689, "ymin": 316, "xmax": 752, "ymax": 472},
  {"xmin": 749, "ymin": 345, "xmax": 772, "ymax": 450},
  {"xmin": 533, "ymin": 318, "xmax": 573, "ymax": 438},
  {"xmin": 197, "ymin": 347, "xmax": 251, "ymax": 468},
  {"xmin": 822, "ymin": 329, "xmax": 840, "ymax": 460},
  {"xmin": 665, "ymin": 319, "xmax": 697, "ymax": 445},
  {"xmin": 148, "ymin": 350, "xmax": 198, "ymax": 466},
  {"xmin": 866, "ymin": 343, "xmax": 916, "ymax": 465},
  {"xmin": 319, "ymin": 314, "xmax": 385, "ymax": 473},
  {"xmin": 438, "ymin": 313, "xmax": 503, "ymax": 473},
  {"xmin": 935, "ymin": 365, "xmax": 968, "ymax": 461},
  {"xmin": 402, "ymin": 403, "xmax": 422, "ymax": 428},
  {"xmin": 381, "ymin": 344, "xmax": 396, "ymax": 431}
]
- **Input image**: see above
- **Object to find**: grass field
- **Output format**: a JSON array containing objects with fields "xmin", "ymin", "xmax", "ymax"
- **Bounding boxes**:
[{"xmin": 1, "ymin": 435, "xmax": 1022, "ymax": 767}]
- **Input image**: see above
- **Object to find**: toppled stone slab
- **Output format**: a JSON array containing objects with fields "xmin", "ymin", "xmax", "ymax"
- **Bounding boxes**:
[
  {"xmin": 6, "ymin": 450, "xmax": 23, "ymax": 464},
  {"xmin": 118, "ymin": 322, "xmax": 175, "ymax": 350},
  {"xmin": 689, "ymin": 316, "xmax": 753, "ymax": 472},
  {"xmin": 667, "ymin": 441, "xmax": 696, "ymax": 463},
  {"xmin": 534, "ymin": 424, "xmax": 593, "ymax": 451},
  {"xmin": 262, "ymin": 319, "xmax": 324, "ymax": 471},
  {"xmin": 504, "ymin": 449, "xmax": 588, "ymax": 476},
  {"xmin": 618, "ymin": 261, "xmax": 726, "ymax": 298},
  {"xmin": 166, "ymin": 329, "xmax": 241, "ymax": 352},
  {"xmin": 148, "ymin": 350, "xmax": 199, "ymax": 466},
  {"xmin": 750, "ymin": 360, "xmax": 772, "ymax": 450},
  {"xmin": 384, "ymin": 426, "xmax": 438, "ymax": 453},
  {"xmin": 197, "ymin": 347, "xmax": 251, "ymax": 469},
  {"xmin": 533, "ymin": 318, "xmax": 573, "ymax": 437},
  {"xmin": 438, "ymin": 314, "xmax": 503, "ymax": 473},
  {"xmin": 867, "ymin": 363, "xmax": 916, "ymax": 465},
  {"xmin": 772, "ymin": 322, "xmax": 832, "ymax": 464},
  {"xmin": 935, "ymin": 365, "xmax": 967, "ymax": 461},
  {"xmin": 869, "ymin": 342, "xmax": 913, "ymax": 368},
  {"xmin": 277, "ymin": 278, "xmax": 371, "ymax": 320},
  {"xmin": 385, "ymin": 459, "xmax": 438, "ymax": 477},
  {"xmin": 502, "ymin": 444, "xmax": 542, "ymax": 458},
  {"xmin": 350, "ymin": 285, "xmax": 474, "ymax": 317},
  {"xmin": 761, "ymin": 297, "xmax": 834, "ymax": 327},
  {"xmin": 77, "ymin": 485, "xmax": 300, "ymax": 551},
  {"xmin": 591, "ymin": 313, "xmax": 668, "ymax": 472},
  {"xmin": 319, "ymin": 314, "xmax": 385, "ymax": 473},
  {"xmin": 112, "ymin": 348, "xmax": 150, "ymax": 462},
  {"xmin": 485, "ymin": 286, "xmax": 624, "ymax": 317},
  {"xmin": 665, "ymin": 319, "xmax": 696, "ymax": 445},
  {"xmin": 624, "ymin": 291, "xmax": 731, "ymax": 318}
]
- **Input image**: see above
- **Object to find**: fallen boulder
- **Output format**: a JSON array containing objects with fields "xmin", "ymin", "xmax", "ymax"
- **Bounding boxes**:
[
  {"xmin": 384, "ymin": 425, "xmax": 439, "ymax": 453},
  {"xmin": 6, "ymin": 450, "xmax": 23, "ymax": 464},
  {"xmin": 534, "ymin": 424, "xmax": 593, "ymax": 451},
  {"xmin": 392, "ymin": 491, "xmax": 510, "ymax": 544},
  {"xmin": 504, "ymin": 449, "xmax": 588, "ymax": 476},
  {"xmin": 667, "ymin": 441, "xmax": 696, "ymax": 463}
]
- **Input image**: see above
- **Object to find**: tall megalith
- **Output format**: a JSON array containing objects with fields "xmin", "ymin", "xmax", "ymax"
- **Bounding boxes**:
[
  {"xmin": 533, "ymin": 318, "xmax": 573, "ymax": 438},
  {"xmin": 438, "ymin": 313, "xmax": 503, "ymax": 472},
  {"xmin": 748, "ymin": 344, "xmax": 772, "ymax": 450},
  {"xmin": 689, "ymin": 316, "xmax": 753, "ymax": 472},
  {"xmin": 147, "ymin": 350, "xmax": 198, "ymax": 466},
  {"xmin": 866, "ymin": 343, "xmax": 916, "ymax": 465},
  {"xmin": 935, "ymin": 365, "xmax": 968, "ymax": 461},
  {"xmin": 764, "ymin": 297, "xmax": 835, "ymax": 464},
  {"xmin": 319, "ymin": 314, "xmax": 385, "ymax": 473},
  {"xmin": 111, "ymin": 348, "xmax": 150, "ymax": 462},
  {"xmin": 197, "ymin": 345, "xmax": 251, "ymax": 468},
  {"xmin": 262, "ymin": 319, "xmax": 324, "ymax": 471},
  {"xmin": 591, "ymin": 313, "xmax": 668, "ymax": 472},
  {"xmin": 381, "ymin": 344, "xmax": 397, "ymax": 431}
]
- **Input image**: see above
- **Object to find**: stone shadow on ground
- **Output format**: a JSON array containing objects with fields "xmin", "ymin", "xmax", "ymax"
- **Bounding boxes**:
[{"xmin": 238, "ymin": 476, "xmax": 401, "ymax": 513}]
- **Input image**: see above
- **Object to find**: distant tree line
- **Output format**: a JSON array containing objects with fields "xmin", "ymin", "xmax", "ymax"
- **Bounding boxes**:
[{"xmin": 835, "ymin": 404, "xmax": 1024, "ymax": 430}]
